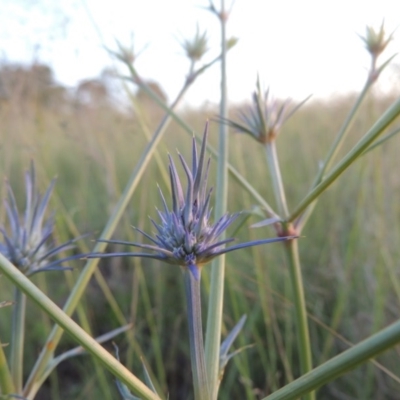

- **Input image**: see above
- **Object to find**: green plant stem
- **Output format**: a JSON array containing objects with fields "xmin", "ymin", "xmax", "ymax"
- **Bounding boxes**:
[
  {"xmin": 124, "ymin": 57, "xmax": 215, "ymax": 116},
  {"xmin": 54, "ymin": 203, "xmax": 156, "ymax": 396},
  {"xmin": 264, "ymin": 141, "xmax": 313, "ymax": 399},
  {"xmin": 10, "ymin": 288, "xmax": 26, "ymax": 393},
  {"xmin": 319, "ymin": 81, "xmax": 371, "ymax": 183},
  {"xmin": 0, "ymin": 254, "xmax": 161, "ymax": 400},
  {"xmin": 263, "ymin": 318, "xmax": 400, "ymax": 400},
  {"xmin": 283, "ymin": 240, "xmax": 314, "ymax": 400},
  {"xmin": 0, "ymin": 338, "xmax": 15, "ymax": 395},
  {"xmin": 265, "ymin": 143, "xmax": 289, "ymax": 218},
  {"xmin": 184, "ymin": 271, "xmax": 210, "ymax": 400},
  {"xmin": 205, "ymin": 2, "xmax": 229, "ymax": 399},
  {"xmin": 26, "ymin": 324, "xmax": 133, "ymax": 396},
  {"xmin": 363, "ymin": 125, "xmax": 400, "ymax": 154},
  {"xmin": 296, "ymin": 54, "xmax": 397, "ymax": 232},
  {"xmin": 23, "ymin": 78, "xmax": 191, "ymax": 398},
  {"xmin": 288, "ymin": 95, "xmax": 400, "ymax": 223},
  {"xmin": 295, "ymin": 81, "xmax": 371, "ymax": 231}
]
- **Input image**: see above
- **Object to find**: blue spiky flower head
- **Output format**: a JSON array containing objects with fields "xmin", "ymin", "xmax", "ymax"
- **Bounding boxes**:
[
  {"xmin": 0, "ymin": 163, "xmax": 82, "ymax": 276},
  {"xmin": 91, "ymin": 122, "xmax": 293, "ymax": 280}
]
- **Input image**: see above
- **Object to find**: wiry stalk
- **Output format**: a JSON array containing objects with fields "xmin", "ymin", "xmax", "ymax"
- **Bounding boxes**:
[
  {"xmin": 295, "ymin": 28, "xmax": 395, "ymax": 230},
  {"xmin": 263, "ymin": 318, "xmax": 400, "ymax": 400},
  {"xmin": 184, "ymin": 270, "xmax": 210, "ymax": 400},
  {"xmin": 319, "ymin": 83, "xmax": 371, "ymax": 183},
  {"xmin": 265, "ymin": 143, "xmax": 289, "ymax": 218},
  {"xmin": 264, "ymin": 141, "xmax": 314, "ymax": 400},
  {"xmin": 205, "ymin": 1, "xmax": 229, "ymax": 398},
  {"xmin": 0, "ymin": 338, "xmax": 15, "ymax": 395},
  {"xmin": 10, "ymin": 289, "xmax": 26, "ymax": 393},
  {"xmin": 283, "ymin": 239, "xmax": 313, "ymax": 399},
  {"xmin": 295, "ymin": 80, "xmax": 371, "ymax": 231},
  {"xmin": 288, "ymin": 96, "xmax": 400, "ymax": 223}
]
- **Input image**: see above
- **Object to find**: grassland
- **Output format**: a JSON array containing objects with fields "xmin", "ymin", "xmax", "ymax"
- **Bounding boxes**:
[{"xmin": 1, "ymin": 63, "xmax": 400, "ymax": 399}]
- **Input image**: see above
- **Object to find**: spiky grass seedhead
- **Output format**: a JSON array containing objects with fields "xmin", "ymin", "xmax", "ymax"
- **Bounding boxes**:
[
  {"xmin": 180, "ymin": 25, "xmax": 209, "ymax": 62},
  {"xmin": 112, "ymin": 36, "xmax": 138, "ymax": 66},
  {"xmin": 359, "ymin": 21, "xmax": 396, "ymax": 83},
  {"xmin": 90, "ymin": 122, "xmax": 293, "ymax": 280},
  {"xmin": 219, "ymin": 77, "xmax": 310, "ymax": 144},
  {"xmin": 360, "ymin": 21, "xmax": 393, "ymax": 59},
  {"xmin": 0, "ymin": 163, "xmax": 82, "ymax": 275}
]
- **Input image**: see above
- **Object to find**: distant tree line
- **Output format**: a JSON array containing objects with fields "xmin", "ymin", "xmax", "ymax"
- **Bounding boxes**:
[{"xmin": 0, "ymin": 62, "xmax": 167, "ymax": 113}]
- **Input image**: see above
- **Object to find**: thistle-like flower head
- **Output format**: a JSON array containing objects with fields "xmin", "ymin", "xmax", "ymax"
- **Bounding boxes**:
[
  {"xmin": 151, "ymin": 123, "xmax": 234, "ymax": 277},
  {"xmin": 219, "ymin": 77, "xmax": 310, "ymax": 144},
  {"xmin": 91, "ymin": 123, "xmax": 293, "ymax": 280},
  {"xmin": 0, "ymin": 163, "xmax": 82, "ymax": 275}
]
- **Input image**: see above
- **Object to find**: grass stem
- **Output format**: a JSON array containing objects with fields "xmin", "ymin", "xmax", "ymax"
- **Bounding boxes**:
[
  {"xmin": 10, "ymin": 288, "xmax": 26, "ymax": 393},
  {"xmin": 288, "ymin": 95, "xmax": 400, "ymax": 223},
  {"xmin": 265, "ymin": 143, "xmax": 289, "ymax": 218},
  {"xmin": 264, "ymin": 140, "xmax": 314, "ymax": 399},
  {"xmin": 296, "ymin": 80, "xmax": 371, "ymax": 231},
  {"xmin": 283, "ymin": 240, "xmax": 314, "ymax": 400},
  {"xmin": 263, "ymin": 317, "xmax": 400, "ymax": 400},
  {"xmin": 205, "ymin": 1, "xmax": 229, "ymax": 398},
  {"xmin": 0, "ymin": 338, "xmax": 14, "ymax": 395},
  {"xmin": 184, "ymin": 271, "xmax": 210, "ymax": 400}
]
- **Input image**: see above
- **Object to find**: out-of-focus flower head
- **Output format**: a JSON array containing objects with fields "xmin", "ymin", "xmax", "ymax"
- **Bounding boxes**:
[{"xmin": 0, "ymin": 163, "xmax": 83, "ymax": 276}]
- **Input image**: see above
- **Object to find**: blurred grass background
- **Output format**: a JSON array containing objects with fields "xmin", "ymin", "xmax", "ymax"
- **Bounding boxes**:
[{"xmin": 1, "ymin": 63, "xmax": 400, "ymax": 399}]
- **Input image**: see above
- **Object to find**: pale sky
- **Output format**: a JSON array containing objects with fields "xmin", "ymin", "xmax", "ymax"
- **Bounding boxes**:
[{"xmin": 1, "ymin": 0, "xmax": 399, "ymax": 107}]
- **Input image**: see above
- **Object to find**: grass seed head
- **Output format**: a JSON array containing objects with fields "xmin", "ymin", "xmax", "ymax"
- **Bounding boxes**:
[
  {"xmin": 180, "ymin": 26, "xmax": 209, "ymax": 62},
  {"xmin": 360, "ymin": 21, "xmax": 393, "ymax": 59},
  {"xmin": 218, "ymin": 76, "xmax": 309, "ymax": 144}
]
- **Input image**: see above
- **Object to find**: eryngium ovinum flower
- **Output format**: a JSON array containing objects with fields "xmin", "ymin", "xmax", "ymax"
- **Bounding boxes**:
[
  {"xmin": 0, "ymin": 163, "xmax": 83, "ymax": 276},
  {"xmin": 90, "ymin": 123, "xmax": 294, "ymax": 280}
]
